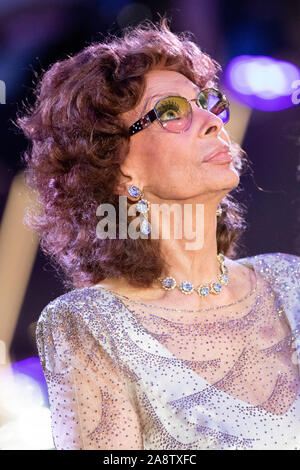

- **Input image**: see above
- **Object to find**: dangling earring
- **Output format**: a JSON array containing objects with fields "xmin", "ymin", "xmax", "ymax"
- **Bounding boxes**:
[
  {"xmin": 127, "ymin": 185, "xmax": 151, "ymax": 235},
  {"xmin": 216, "ymin": 204, "xmax": 222, "ymax": 217}
]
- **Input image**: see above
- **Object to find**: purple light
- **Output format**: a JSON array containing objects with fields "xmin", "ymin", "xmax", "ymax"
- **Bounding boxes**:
[
  {"xmin": 224, "ymin": 55, "xmax": 300, "ymax": 111},
  {"xmin": 11, "ymin": 356, "xmax": 49, "ymax": 406}
]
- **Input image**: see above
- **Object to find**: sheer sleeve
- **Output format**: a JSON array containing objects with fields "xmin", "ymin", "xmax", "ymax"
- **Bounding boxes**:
[{"xmin": 36, "ymin": 299, "xmax": 144, "ymax": 450}]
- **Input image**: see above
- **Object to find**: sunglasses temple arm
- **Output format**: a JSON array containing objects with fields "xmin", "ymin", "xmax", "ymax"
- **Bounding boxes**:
[{"xmin": 129, "ymin": 109, "xmax": 157, "ymax": 135}]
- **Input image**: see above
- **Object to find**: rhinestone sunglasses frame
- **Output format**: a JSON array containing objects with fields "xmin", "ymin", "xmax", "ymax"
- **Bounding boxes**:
[{"xmin": 129, "ymin": 87, "xmax": 230, "ymax": 136}]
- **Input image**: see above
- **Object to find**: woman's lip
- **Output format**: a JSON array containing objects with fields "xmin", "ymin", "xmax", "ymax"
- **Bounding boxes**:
[{"xmin": 203, "ymin": 151, "xmax": 233, "ymax": 163}]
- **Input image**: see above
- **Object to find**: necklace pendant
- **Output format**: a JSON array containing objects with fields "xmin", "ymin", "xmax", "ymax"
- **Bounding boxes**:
[
  {"xmin": 210, "ymin": 281, "xmax": 222, "ymax": 294},
  {"xmin": 221, "ymin": 263, "xmax": 228, "ymax": 275},
  {"xmin": 218, "ymin": 273, "xmax": 229, "ymax": 285},
  {"xmin": 217, "ymin": 253, "xmax": 225, "ymax": 263},
  {"xmin": 195, "ymin": 284, "xmax": 210, "ymax": 297},
  {"xmin": 179, "ymin": 281, "xmax": 194, "ymax": 294},
  {"xmin": 160, "ymin": 276, "xmax": 177, "ymax": 290}
]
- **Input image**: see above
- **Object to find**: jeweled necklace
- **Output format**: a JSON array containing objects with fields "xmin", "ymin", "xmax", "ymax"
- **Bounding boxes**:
[{"xmin": 157, "ymin": 253, "xmax": 229, "ymax": 297}]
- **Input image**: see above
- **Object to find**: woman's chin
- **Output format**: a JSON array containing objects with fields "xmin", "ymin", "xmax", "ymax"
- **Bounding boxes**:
[
  {"xmin": 204, "ymin": 163, "xmax": 239, "ymax": 180},
  {"xmin": 213, "ymin": 168, "xmax": 240, "ymax": 189}
]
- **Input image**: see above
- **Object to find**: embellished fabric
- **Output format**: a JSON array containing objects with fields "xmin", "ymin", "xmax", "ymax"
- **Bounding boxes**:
[{"xmin": 36, "ymin": 253, "xmax": 300, "ymax": 450}]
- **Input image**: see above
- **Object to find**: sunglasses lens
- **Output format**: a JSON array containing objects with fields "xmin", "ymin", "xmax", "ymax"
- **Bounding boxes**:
[
  {"xmin": 154, "ymin": 90, "xmax": 229, "ymax": 133},
  {"xmin": 155, "ymin": 96, "xmax": 192, "ymax": 132},
  {"xmin": 217, "ymin": 107, "xmax": 230, "ymax": 124},
  {"xmin": 199, "ymin": 89, "xmax": 230, "ymax": 124}
]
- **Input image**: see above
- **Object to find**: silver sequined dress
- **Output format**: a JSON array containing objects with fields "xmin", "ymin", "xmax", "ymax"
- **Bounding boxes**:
[{"xmin": 36, "ymin": 252, "xmax": 300, "ymax": 450}]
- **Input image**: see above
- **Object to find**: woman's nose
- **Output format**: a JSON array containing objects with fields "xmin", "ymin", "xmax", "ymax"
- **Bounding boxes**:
[{"xmin": 197, "ymin": 110, "xmax": 224, "ymax": 137}]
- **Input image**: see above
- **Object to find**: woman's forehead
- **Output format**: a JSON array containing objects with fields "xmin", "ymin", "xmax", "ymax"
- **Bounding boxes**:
[
  {"xmin": 142, "ymin": 72, "xmax": 200, "ymax": 111},
  {"xmin": 144, "ymin": 69, "xmax": 199, "ymax": 93}
]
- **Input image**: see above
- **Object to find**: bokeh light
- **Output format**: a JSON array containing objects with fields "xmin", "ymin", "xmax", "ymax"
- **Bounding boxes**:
[
  {"xmin": 224, "ymin": 55, "xmax": 300, "ymax": 111},
  {"xmin": 0, "ymin": 358, "xmax": 53, "ymax": 449}
]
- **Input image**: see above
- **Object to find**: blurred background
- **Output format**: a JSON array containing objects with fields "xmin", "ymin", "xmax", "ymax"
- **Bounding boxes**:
[{"xmin": 0, "ymin": 0, "xmax": 299, "ymax": 449}]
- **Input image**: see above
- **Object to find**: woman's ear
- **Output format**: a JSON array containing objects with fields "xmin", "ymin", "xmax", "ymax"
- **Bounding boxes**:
[
  {"xmin": 114, "ymin": 165, "xmax": 143, "ymax": 197},
  {"xmin": 113, "ymin": 181, "xmax": 128, "ymax": 196}
]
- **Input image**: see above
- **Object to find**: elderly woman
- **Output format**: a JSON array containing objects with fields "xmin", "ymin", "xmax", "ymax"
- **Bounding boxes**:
[{"xmin": 17, "ymin": 18, "xmax": 299, "ymax": 450}]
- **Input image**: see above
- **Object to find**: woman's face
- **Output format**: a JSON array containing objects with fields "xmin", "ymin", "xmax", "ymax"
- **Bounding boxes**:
[{"xmin": 121, "ymin": 69, "xmax": 240, "ymax": 202}]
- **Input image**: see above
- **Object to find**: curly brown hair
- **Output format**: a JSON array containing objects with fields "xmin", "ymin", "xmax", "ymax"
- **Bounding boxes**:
[{"xmin": 15, "ymin": 16, "xmax": 251, "ymax": 291}]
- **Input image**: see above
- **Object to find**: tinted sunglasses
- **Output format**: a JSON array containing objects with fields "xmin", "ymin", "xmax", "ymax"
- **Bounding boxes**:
[{"xmin": 129, "ymin": 88, "xmax": 230, "ymax": 136}]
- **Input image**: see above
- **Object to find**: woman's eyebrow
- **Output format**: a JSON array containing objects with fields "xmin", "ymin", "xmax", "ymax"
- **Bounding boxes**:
[
  {"xmin": 141, "ymin": 88, "xmax": 201, "ymax": 114},
  {"xmin": 141, "ymin": 92, "xmax": 173, "ymax": 114}
]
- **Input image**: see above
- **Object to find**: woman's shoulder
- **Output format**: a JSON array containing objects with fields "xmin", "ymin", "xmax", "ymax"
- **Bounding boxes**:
[
  {"xmin": 35, "ymin": 285, "xmax": 124, "ymax": 366},
  {"xmin": 239, "ymin": 252, "xmax": 299, "ymax": 329},
  {"xmin": 37, "ymin": 283, "xmax": 120, "ymax": 331},
  {"xmin": 238, "ymin": 251, "xmax": 300, "ymax": 263},
  {"xmin": 238, "ymin": 251, "xmax": 300, "ymax": 276},
  {"xmin": 238, "ymin": 252, "xmax": 299, "ymax": 307},
  {"xmin": 236, "ymin": 252, "xmax": 299, "ymax": 301}
]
